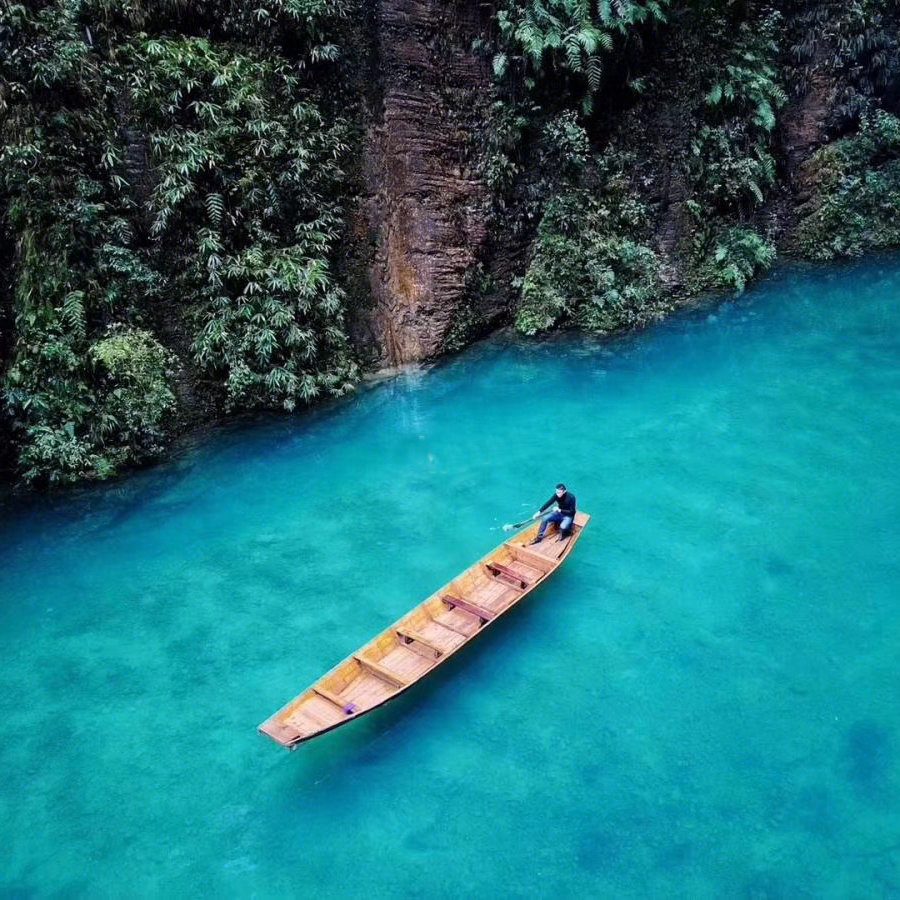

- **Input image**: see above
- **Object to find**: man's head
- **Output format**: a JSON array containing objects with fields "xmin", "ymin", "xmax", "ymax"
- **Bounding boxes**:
[{"xmin": 555, "ymin": 483, "xmax": 566, "ymax": 496}]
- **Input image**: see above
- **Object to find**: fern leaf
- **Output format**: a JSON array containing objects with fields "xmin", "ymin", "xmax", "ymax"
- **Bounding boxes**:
[
  {"xmin": 565, "ymin": 33, "xmax": 583, "ymax": 70},
  {"xmin": 62, "ymin": 291, "xmax": 86, "ymax": 340},
  {"xmin": 586, "ymin": 56, "xmax": 603, "ymax": 92},
  {"xmin": 205, "ymin": 192, "xmax": 224, "ymax": 228},
  {"xmin": 754, "ymin": 100, "xmax": 775, "ymax": 132}
]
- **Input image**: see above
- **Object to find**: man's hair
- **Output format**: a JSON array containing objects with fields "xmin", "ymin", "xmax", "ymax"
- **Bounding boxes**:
[{"xmin": 556, "ymin": 483, "xmax": 566, "ymax": 490}]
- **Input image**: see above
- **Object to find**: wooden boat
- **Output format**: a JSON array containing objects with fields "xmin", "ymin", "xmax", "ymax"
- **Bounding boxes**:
[{"xmin": 259, "ymin": 511, "xmax": 590, "ymax": 748}]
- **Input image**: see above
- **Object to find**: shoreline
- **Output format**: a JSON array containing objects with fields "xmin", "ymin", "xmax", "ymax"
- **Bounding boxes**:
[{"xmin": 1, "ymin": 252, "xmax": 895, "ymax": 501}]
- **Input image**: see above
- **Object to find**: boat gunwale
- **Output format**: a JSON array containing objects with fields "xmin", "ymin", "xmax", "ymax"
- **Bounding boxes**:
[{"xmin": 259, "ymin": 512, "xmax": 590, "ymax": 748}]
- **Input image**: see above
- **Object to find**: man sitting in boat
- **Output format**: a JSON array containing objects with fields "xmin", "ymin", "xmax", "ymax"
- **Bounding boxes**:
[{"xmin": 530, "ymin": 483, "xmax": 577, "ymax": 544}]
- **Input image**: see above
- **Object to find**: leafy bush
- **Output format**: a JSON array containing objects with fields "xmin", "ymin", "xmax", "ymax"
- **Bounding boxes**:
[
  {"xmin": 6, "ymin": 325, "xmax": 176, "ymax": 485},
  {"xmin": 476, "ymin": 100, "xmax": 533, "ymax": 197},
  {"xmin": 797, "ymin": 110, "xmax": 900, "ymax": 260},
  {"xmin": 0, "ymin": 0, "xmax": 360, "ymax": 485},
  {"xmin": 89, "ymin": 327, "xmax": 177, "ymax": 451},
  {"xmin": 126, "ymin": 35, "xmax": 358, "ymax": 411},
  {"xmin": 538, "ymin": 110, "xmax": 590, "ymax": 175},
  {"xmin": 690, "ymin": 125, "xmax": 778, "ymax": 211},
  {"xmin": 472, "ymin": 101, "xmax": 595, "ymax": 247},
  {"xmin": 789, "ymin": 0, "xmax": 900, "ymax": 132},
  {"xmin": 516, "ymin": 187, "xmax": 661, "ymax": 335},
  {"xmin": 705, "ymin": 227, "xmax": 776, "ymax": 294},
  {"xmin": 0, "ymin": 3, "xmax": 173, "ymax": 484}
]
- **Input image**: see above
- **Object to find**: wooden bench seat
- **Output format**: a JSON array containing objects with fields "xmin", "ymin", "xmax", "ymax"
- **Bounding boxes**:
[
  {"xmin": 442, "ymin": 593, "xmax": 496, "ymax": 623},
  {"xmin": 483, "ymin": 561, "xmax": 532, "ymax": 590},
  {"xmin": 352, "ymin": 655, "xmax": 408, "ymax": 688},
  {"xmin": 312, "ymin": 686, "xmax": 358, "ymax": 715},
  {"xmin": 396, "ymin": 627, "xmax": 443, "ymax": 660}
]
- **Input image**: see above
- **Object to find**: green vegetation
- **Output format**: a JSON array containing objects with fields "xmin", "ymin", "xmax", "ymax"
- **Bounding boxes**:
[
  {"xmin": 789, "ymin": 0, "xmax": 900, "ymax": 132},
  {"xmin": 785, "ymin": 0, "xmax": 900, "ymax": 261},
  {"xmin": 480, "ymin": 2, "xmax": 789, "ymax": 331},
  {"xmin": 679, "ymin": 12, "xmax": 784, "ymax": 294},
  {"xmin": 475, "ymin": 18, "xmax": 667, "ymax": 336},
  {"xmin": 474, "ymin": 0, "xmax": 897, "ymax": 333},
  {"xmin": 516, "ymin": 168, "xmax": 663, "ymax": 335},
  {"xmin": 444, "ymin": 264, "xmax": 498, "ymax": 353},
  {"xmin": 475, "ymin": 100, "xmax": 534, "ymax": 202},
  {"xmin": 797, "ymin": 110, "xmax": 900, "ymax": 260},
  {"xmin": 4, "ymin": 0, "xmax": 900, "ymax": 488},
  {"xmin": 474, "ymin": 106, "xmax": 592, "ymax": 239},
  {"xmin": 688, "ymin": 14, "xmax": 786, "ymax": 216},
  {"xmin": 493, "ymin": 0, "xmax": 669, "ymax": 113},
  {"xmin": 1, "ymin": 1, "xmax": 168, "ymax": 484},
  {"xmin": 0, "ymin": 0, "xmax": 359, "ymax": 484},
  {"xmin": 126, "ymin": 36, "xmax": 358, "ymax": 411},
  {"xmin": 695, "ymin": 225, "xmax": 777, "ymax": 295}
]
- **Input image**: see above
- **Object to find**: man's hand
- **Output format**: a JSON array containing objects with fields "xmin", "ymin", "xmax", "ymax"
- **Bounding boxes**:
[{"xmin": 532, "ymin": 511, "xmax": 541, "ymax": 519}]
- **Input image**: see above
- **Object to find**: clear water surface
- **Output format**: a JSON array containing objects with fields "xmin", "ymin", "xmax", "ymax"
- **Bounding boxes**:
[{"xmin": 1, "ymin": 259, "xmax": 899, "ymax": 898}]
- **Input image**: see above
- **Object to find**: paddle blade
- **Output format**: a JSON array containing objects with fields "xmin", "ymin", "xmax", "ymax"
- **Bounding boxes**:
[{"xmin": 504, "ymin": 518, "xmax": 532, "ymax": 532}]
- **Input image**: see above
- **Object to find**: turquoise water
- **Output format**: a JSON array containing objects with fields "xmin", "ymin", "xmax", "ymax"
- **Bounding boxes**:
[{"xmin": 2, "ymin": 259, "xmax": 899, "ymax": 898}]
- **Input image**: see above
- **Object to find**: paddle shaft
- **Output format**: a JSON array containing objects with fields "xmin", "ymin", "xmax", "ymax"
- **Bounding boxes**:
[
  {"xmin": 503, "ymin": 512, "xmax": 546, "ymax": 532},
  {"xmin": 504, "ymin": 501, "xmax": 571, "ymax": 531},
  {"xmin": 506, "ymin": 517, "xmax": 535, "ymax": 531}
]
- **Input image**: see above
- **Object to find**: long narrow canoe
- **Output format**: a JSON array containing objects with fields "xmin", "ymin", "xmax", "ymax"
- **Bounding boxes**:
[{"xmin": 259, "ymin": 511, "xmax": 590, "ymax": 748}]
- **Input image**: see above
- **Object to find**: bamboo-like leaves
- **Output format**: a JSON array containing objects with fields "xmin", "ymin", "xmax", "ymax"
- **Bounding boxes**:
[{"xmin": 0, "ymin": 0, "xmax": 363, "ymax": 483}]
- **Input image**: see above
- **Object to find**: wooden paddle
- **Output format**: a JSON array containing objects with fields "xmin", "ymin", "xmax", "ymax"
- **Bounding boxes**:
[{"xmin": 502, "ymin": 514, "xmax": 539, "ymax": 532}]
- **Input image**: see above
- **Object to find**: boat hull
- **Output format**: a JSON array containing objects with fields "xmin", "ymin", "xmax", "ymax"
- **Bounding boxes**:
[{"xmin": 259, "ymin": 512, "xmax": 590, "ymax": 748}]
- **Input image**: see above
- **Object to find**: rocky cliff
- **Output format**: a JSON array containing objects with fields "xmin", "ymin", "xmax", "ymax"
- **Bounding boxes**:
[{"xmin": 353, "ymin": 0, "xmax": 500, "ymax": 367}]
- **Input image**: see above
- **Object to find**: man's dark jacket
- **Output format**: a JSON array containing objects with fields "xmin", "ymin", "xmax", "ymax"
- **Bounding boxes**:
[{"xmin": 540, "ymin": 491, "xmax": 576, "ymax": 517}]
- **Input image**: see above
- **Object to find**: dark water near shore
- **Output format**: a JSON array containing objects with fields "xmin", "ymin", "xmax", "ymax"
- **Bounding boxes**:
[{"xmin": 1, "ymin": 259, "xmax": 899, "ymax": 897}]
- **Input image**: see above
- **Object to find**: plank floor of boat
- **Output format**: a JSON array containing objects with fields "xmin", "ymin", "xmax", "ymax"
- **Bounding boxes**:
[
  {"xmin": 469, "ymin": 579, "xmax": 519, "ymax": 614},
  {"xmin": 286, "ymin": 695, "xmax": 345, "ymax": 734},
  {"xmin": 433, "ymin": 608, "xmax": 480, "ymax": 637},
  {"xmin": 341, "ymin": 672, "xmax": 396, "ymax": 708},
  {"xmin": 504, "ymin": 560, "xmax": 544, "ymax": 583},
  {"xmin": 380, "ymin": 644, "xmax": 434, "ymax": 679},
  {"xmin": 417, "ymin": 619, "xmax": 467, "ymax": 652},
  {"xmin": 338, "ymin": 645, "xmax": 433, "ymax": 710},
  {"xmin": 525, "ymin": 534, "xmax": 571, "ymax": 560}
]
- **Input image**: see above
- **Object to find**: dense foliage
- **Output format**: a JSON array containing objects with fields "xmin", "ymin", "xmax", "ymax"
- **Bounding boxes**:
[
  {"xmin": 789, "ymin": 0, "xmax": 900, "ymax": 133},
  {"xmin": 474, "ymin": 2, "xmax": 673, "ymax": 337},
  {"xmin": 4, "ymin": 0, "xmax": 900, "ymax": 488},
  {"xmin": 516, "ymin": 161, "xmax": 663, "ymax": 335},
  {"xmin": 1, "ymin": 2, "xmax": 171, "ymax": 484},
  {"xmin": 789, "ymin": 0, "xmax": 900, "ymax": 259},
  {"xmin": 0, "ymin": 0, "xmax": 359, "ymax": 485},
  {"xmin": 125, "ymin": 35, "xmax": 357, "ymax": 410},
  {"xmin": 797, "ymin": 110, "xmax": 900, "ymax": 260},
  {"xmin": 493, "ymin": 0, "xmax": 669, "ymax": 113},
  {"xmin": 688, "ymin": 14, "xmax": 786, "ymax": 216}
]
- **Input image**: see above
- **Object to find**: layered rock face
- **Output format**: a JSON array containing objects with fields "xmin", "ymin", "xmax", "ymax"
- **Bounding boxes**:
[{"xmin": 358, "ymin": 0, "xmax": 493, "ymax": 367}]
